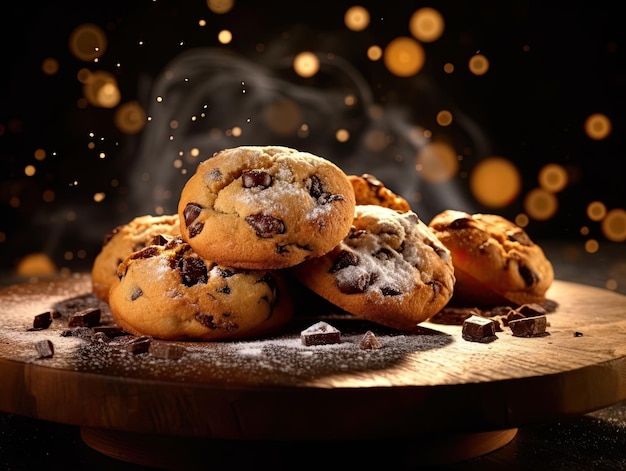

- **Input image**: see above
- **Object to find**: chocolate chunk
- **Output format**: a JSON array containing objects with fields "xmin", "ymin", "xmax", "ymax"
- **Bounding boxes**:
[
  {"xmin": 305, "ymin": 175, "xmax": 343, "ymax": 204},
  {"xmin": 245, "ymin": 214, "xmax": 285, "ymax": 237},
  {"xmin": 131, "ymin": 287, "xmax": 143, "ymax": 301},
  {"xmin": 183, "ymin": 202, "xmax": 202, "ymax": 226},
  {"xmin": 336, "ymin": 269, "xmax": 371, "ymax": 294},
  {"xmin": 30, "ymin": 311, "xmax": 52, "ymax": 330},
  {"xmin": 574, "ymin": 331, "xmax": 584, "ymax": 337},
  {"xmin": 149, "ymin": 342, "xmax": 185, "ymax": 360},
  {"xmin": 359, "ymin": 330, "xmax": 382, "ymax": 350},
  {"xmin": 462, "ymin": 315, "xmax": 498, "ymax": 343},
  {"xmin": 330, "ymin": 250, "xmax": 359, "ymax": 273},
  {"xmin": 518, "ymin": 265, "xmax": 539, "ymax": 287},
  {"xmin": 195, "ymin": 313, "xmax": 238, "ymax": 331},
  {"xmin": 380, "ymin": 286, "xmax": 401, "ymax": 296},
  {"xmin": 151, "ymin": 234, "xmax": 171, "ymax": 246},
  {"xmin": 242, "ymin": 170, "xmax": 272, "ymax": 188},
  {"xmin": 178, "ymin": 256, "xmax": 208, "ymax": 287},
  {"xmin": 506, "ymin": 229, "xmax": 532, "ymax": 246},
  {"xmin": 301, "ymin": 321, "xmax": 341, "ymax": 346},
  {"xmin": 509, "ymin": 315, "xmax": 548, "ymax": 337},
  {"xmin": 130, "ymin": 246, "xmax": 160, "ymax": 261},
  {"xmin": 34, "ymin": 339, "xmax": 54, "ymax": 358},
  {"xmin": 92, "ymin": 326, "xmax": 126, "ymax": 337},
  {"xmin": 448, "ymin": 217, "xmax": 473, "ymax": 230},
  {"xmin": 68, "ymin": 308, "xmax": 101, "ymax": 327},
  {"xmin": 516, "ymin": 303, "xmax": 547, "ymax": 317},
  {"xmin": 124, "ymin": 335, "xmax": 152, "ymax": 354}
]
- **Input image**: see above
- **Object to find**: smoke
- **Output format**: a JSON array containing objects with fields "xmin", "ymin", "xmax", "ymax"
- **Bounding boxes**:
[{"xmin": 124, "ymin": 46, "xmax": 484, "ymax": 223}]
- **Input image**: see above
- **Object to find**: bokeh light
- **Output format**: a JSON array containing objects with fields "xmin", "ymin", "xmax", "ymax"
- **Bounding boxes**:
[
  {"xmin": 344, "ymin": 5, "xmax": 370, "ymax": 32},
  {"xmin": 41, "ymin": 58, "xmax": 59, "ymax": 76},
  {"xmin": 524, "ymin": 187, "xmax": 558, "ymax": 221},
  {"xmin": 470, "ymin": 157, "xmax": 521, "ymax": 207},
  {"xmin": 81, "ymin": 70, "xmax": 121, "ymax": 108},
  {"xmin": 415, "ymin": 141, "xmax": 459, "ymax": 183},
  {"xmin": 383, "ymin": 37, "xmax": 425, "ymax": 77},
  {"xmin": 114, "ymin": 101, "xmax": 147, "ymax": 134},
  {"xmin": 436, "ymin": 110, "xmax": 453, "ymax": 127},
  {"xmin": 69, "ymin": 23, "xmax": 107, "ymax": 62},
  {"xmin": 538, "ymin": 163, "xmax": 568, "ymax": 193},
  {"xmin": 584, "ymin": 113, "xmax": 612, "ymax": 140},
  {"xmin": 263, "ymin": 98, "xmax": 302, "ymax": 136},
  {"xmin": 601, "ymin": 208, "xmax": 626, "ymax": 242},
  {"xmin": 409, "ymin": 7, "xmax": 445, "ymax": 43},
  {"xmin": 293, "ymin": 51, "xmax": 320, "ymax": 78},
  {"xmin": 217, "ymin": 29, "xmax": 233, "ymax": 44},
  {"xmin": 17, "ymin": 253, "xmax": 57, "ymax": 276},
  {"xmin": 469, "ymin": 54, "xmax": 489, "ymax": 76},
  {"xmin": 206, "ymin": 0, "xmax": 234, "ymax": 14},
  {"xmin": 587, "ymin": 201, "xmax": 607, "ymax": 222}
]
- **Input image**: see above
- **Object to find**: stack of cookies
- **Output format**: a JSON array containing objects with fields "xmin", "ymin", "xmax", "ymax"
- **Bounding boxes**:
[{"xmin": 92, "ymin": 145, "xmax": 553, "ymax": 341}]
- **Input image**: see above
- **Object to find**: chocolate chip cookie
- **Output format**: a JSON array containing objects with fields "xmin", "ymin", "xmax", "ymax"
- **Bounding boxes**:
[
  {"xmin": 91, "ymin": 214, "xmax": 180, "ymax": 301},
  {"xmin": 291, "ymin": 205, "xmax": 456, "ymax": 331},
  {"xmin": 178, "ymin": 146, "xmax": 356, "ymax": 269},
  {"xmin": 348, "ymin": 173, "xmax": 411, "ymax": 212},
  {"xmin": 428, "ymin": 209, "xmax": 554, "ymax": 306},
  {"xmin": 108, "ymin": 236, "xmax": 294, "ymax": 341}
]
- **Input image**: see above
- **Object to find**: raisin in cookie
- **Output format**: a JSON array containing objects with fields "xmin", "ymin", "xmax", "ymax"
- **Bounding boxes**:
[
  {"xmin": 108, "ymin": 237, "xmax": 293, "ymax": 341},
  {"xmin": 348, "ymin": 173, "xmax": 411, "ymax": 212},
  {"xmin": 290, "ymin": 205, "xmax": 455, "ymax": 331},
  {"xmin": 178, "ymin": 146, "xmax": 356, "ymax": 270},
  {"xmin": 91, "ymin": 214, "xmax": 180, "ymax": 301},
  {"xmin": 428, "ymin": 209, "xmax": 554, "ymax": 306}
]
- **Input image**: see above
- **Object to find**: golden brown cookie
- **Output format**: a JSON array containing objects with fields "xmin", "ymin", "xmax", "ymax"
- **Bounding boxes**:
[
  {"xmin": 428, "ymin": 209, "xmax": 554, "ymax": 306},
  {"xmin": 291, "ymin": 205, "xmax": 455, "ymax": 331},
  {"xmin": 91, "ymin": 214, "xmax": 180, "ymax": 301},
  {"xmin": 348, "ymin": 173, "xmax": 411, "ymax": 212},
  {"xmin": 178, "ymin": 146, "xmax": 356, "ymax": 269},
  {"xmin": 108, "ymin": 236, "xmax": 294, "ymax": 341}
]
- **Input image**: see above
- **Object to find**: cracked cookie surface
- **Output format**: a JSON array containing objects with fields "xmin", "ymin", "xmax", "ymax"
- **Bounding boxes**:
[
  {"xmin": 428, "ymin": 209, "xmax": 554, "ymax": 306},
  {"xmin": 291, "ymin": 205, "xmax": 456, "ymax": 331},
  {"xmin": 178, "ymin": 146, "xmax": 356, "ymax": 269},
  {"xmin": 108, "ymin": 236, "xmax": 294, "ymax": 341}
]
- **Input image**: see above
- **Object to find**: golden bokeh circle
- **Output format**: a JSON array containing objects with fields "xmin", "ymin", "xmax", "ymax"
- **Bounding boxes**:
[
  {"xmin": 584, "ymin": 113, "xmax": 612, "ymax": 140},
  {"xmin": 469, "ymin": 54, "xmax": 489, "ymax": 76},
  {"xmin": 383, "ymin": 37, "xmax": 425, "ymax": 77},
  {"xmin": 524, "ymin": 187, "xmax": 558, "ymax": 221},
  {"xmin": 409, "ymin": 7, "xmax": 445, "ymax": 43},
  {"xmin": 344, "ymin": 5, "xmax": 370, "ymax": 32},
  {"xmin": 470, "ymin": 157, "xmax": 521, "ymax": 207},
  {"xmin": 114, "ymin": 101, "xmax": 147, "ymax": 134},
  {"xmin": 601, "ymin": 208, "xmax": 626, "ymax": 242},
  {"xmin": 586, "ymin": 201, "xmax": 607, "ymax": 222},
  {"xmin": 415, "ymin": 141, "xmax": 459, "ymax": 183},
  {"xmin": 293, "ymin": 51, "xmax": 320, "ymax": 78},
  {"xmin": 69, "ymin": 23, "xmax": 107, "ymax": 62},
  {"xmin": 538, "ymin": 163, "xmax": 568, "ymax": 193}
]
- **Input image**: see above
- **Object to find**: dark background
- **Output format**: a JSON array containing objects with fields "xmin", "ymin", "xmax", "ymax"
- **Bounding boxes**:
[{"xmin": 1, "ymin": 0, "xmax": 624, "ymax": 276}]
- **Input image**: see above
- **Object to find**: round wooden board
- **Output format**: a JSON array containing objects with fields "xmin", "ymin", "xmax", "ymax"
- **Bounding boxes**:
[{"xmin": 0, "ymin": 273, "xmax": 625, "ymax": 444}]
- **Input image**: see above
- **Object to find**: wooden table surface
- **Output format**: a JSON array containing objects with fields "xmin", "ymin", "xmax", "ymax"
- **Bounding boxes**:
[{"xmin": 0, "ymin": 272, "xmax": 624, "ymax": 445}]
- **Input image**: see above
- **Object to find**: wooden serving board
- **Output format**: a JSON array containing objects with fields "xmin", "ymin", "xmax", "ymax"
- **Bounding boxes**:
[{"xmin": 0, "ymin": 273, "xmax": 625, "ymax": 445}]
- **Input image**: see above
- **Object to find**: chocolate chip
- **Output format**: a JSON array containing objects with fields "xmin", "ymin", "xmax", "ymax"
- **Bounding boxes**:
[
  {"xmin": 34, "ymin": 339, "xmax": 54, "ymax": 358},
  {"xmin": 516, "ymin": 303, "xmax": 546, "ymax": 317},
  {"xmin": 381, "ymin": 286, "xmax": 401, "ymax": 296},
  {"xmin": 178, "ymin": 256, "xmax": 208, "ymax": 287},
  {"xmin": 245, "ymin": 214, "xmax": 285, "ymax": 237},
  {"xmin": 574, "ymin": 331, "xmax": 584, "ymax": 337},
  {"xmin": 337, "ymin": 269, "xmax": 371, "ymax": 294},
  {"xmin": 124, "ymin": 336, "xmax": 152, "ymax": 354},
  {"xmin": 518, "ymin": 265, "xmax": 539, "ymax": 286},
  {"xmin": 329, "ymin": 250, "xmax": 359, "ymax": 273},
  {"xmin": 462, "ymin": 315, "xmax": 498, "ymax": 343},
  {"xmin": 359, "ymin": 330, "xmax": 383, "ymax": 350},
  {"xmin": 149, "ymin": 342, "xmax": 185, "ymax": 360},
  {"xmin": 130, "ymin": 246, "xmax": 160, "ymax": 261},
  {"xmin": 506, "ymin": 229, "xmax": 533, "ymax": 246},
  {"xmin": 301, "ymin": 321, "xmax": 341, "ymax": 346},
  {"xmin": 449, "ymin": 217, "xmax": 473, "ymax": 230},
  {"xmin": 183, "ymin": 203, "xmax": 202, "ymax": 226},
  {"xmin": 151, "ymin": 234, "xmax": 171, "ymax": 246},
  {"xmin": 68, "ymin": 308, "xmax": 101, "ymax": 327},
  {"xmin": 305, "ymin": 175, "xmax": 343, "ymax": 204},
  {"xmin": 242, "ymin": 170, "xmax": 272, "ymax": 188},
  {"xmin": 218, "ymin": 268, "xmax": 235, "ymax": 278},
  {"xmin": 195, "ymin": 312, "xmax": 238, "ymax": 331},
  {"xmin": 30, "ymin": 311, "xmax": 53, "ymax": 330},
  {"xmin": 130, "ymin": 287, "xmax": 143, "ymax": 301}
]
